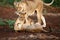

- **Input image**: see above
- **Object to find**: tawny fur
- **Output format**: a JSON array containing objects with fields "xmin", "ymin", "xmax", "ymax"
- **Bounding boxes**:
[{"xmin": 14, "ymin": 13, "xmax": 26, "ymax": 30}]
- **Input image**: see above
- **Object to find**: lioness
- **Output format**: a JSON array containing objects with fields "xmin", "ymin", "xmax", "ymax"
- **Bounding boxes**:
[{"xmin": 14, "ymin": 0, "xmax": 54, "ymax": 27}]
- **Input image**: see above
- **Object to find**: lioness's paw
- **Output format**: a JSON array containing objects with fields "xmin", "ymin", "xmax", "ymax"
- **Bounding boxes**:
[{"xmin": 42, "ymin": 25, "xmax": 46, "ymax": 27}]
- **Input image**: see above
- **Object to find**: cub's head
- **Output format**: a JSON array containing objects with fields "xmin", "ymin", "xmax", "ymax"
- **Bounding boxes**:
[
  {"xmin": 14, "ymin": 1, "xmax": 27, "ymax": 15},
  {"xmin": 19, "ymin": 13, "xmax": 26, "ymax": 20}
]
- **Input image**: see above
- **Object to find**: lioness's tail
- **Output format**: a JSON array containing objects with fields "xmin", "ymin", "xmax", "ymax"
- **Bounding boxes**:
[{"xmin": 43, "ymin": 0, "xmax": 54, "ymax": 6}]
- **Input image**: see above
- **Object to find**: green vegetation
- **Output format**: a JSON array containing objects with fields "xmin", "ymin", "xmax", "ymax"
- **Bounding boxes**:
[
  {"xmin": 0, "ymin": 0, "xmax": 21, "ymax": 6},
  {"xmin": 0, "ymin": 0, "xmax": 60, "ymax": 7},
  {"xmin": 0, "ymin": 18, "xmax": 15, "ymax": 29},
  {"xmin": 6, "ymin": 19, "xmax": 15, "ymax": 29},
  {"xmin": 0, "ymin": 18, "xmax": 6, "ymax": 26}
]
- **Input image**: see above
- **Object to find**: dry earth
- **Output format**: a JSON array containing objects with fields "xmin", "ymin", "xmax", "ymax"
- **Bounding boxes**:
[{"xmin": 0, "ymin": 6, "xmax": 60, "ymax": 40}]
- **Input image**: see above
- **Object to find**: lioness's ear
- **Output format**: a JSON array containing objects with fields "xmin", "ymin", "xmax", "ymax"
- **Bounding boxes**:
[
  {"xmin": 15, "ymin": 11, "xmax": 20, "ymax": 16},
  {"xmin": 14, "ymin": 2, "xmax": 17, "ymax": 6}
]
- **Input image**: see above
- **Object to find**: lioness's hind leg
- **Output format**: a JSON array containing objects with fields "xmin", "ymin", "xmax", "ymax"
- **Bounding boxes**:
[
  {"xmin": 36, "ymin": 10, "xmax": 42, "ymax": 24},
  {"xmin": 36, "ymin": 4, "xmax": 43, "ymax": 24}
]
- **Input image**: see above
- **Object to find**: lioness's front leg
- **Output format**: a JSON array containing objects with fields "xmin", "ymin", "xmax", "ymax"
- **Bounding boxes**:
[
  {"xmin": 36, "ymin": 10, "xmax": 42, "ymax": 24},
  {"xmin": 36, "ymin": 10, "xmax": 46, "ymax": 27}
]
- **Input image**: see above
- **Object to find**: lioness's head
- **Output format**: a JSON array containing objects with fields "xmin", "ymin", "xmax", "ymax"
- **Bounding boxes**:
[{"xmin": 14, "ymin": 1, "xmax": 27, "ymax": 14}]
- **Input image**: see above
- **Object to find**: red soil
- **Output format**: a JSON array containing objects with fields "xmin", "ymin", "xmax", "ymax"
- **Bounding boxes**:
[{"xmin": 0, "ymin": 6, "xmax": 60, "ymax": 40}]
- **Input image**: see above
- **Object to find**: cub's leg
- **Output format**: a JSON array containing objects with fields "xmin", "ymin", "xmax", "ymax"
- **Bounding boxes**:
[{"xmin": 25, "ymin": 13, "xmax": 31, "ymax": 25}]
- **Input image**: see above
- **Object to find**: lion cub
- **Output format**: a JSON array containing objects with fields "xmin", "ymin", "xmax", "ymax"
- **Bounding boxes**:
[
  {"xmin": 14, "ymin": 12, "xmax": 26, "ymax": 31},
  {"xmin": 14, "ymin": 12, "xmax": 47, "ymax": 32},
  {"xmin": 14, "ymin": 12, "xmax": 34, "ymax": 31}
]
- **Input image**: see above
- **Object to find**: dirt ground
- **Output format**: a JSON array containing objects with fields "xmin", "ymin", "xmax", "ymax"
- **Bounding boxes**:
[{"xmin": 0, "ymin": 6, "xmax": 60, "ymax": 40}]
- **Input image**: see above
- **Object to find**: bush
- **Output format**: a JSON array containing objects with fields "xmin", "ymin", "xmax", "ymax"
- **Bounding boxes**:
[
  {"xmin": 0, "ymin": 18, "xmax": 15, "ymax": 29},
  {"xmin": 0, "ymin": 18, "xmax": 6, "ymax": 26},
  {"xmin": 43, "ymin": 0, "xmax": 60, "ymax": 7},
  {"xmin": 0, "ymin": 0, "xmax": 21, "ymax": 7}
]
